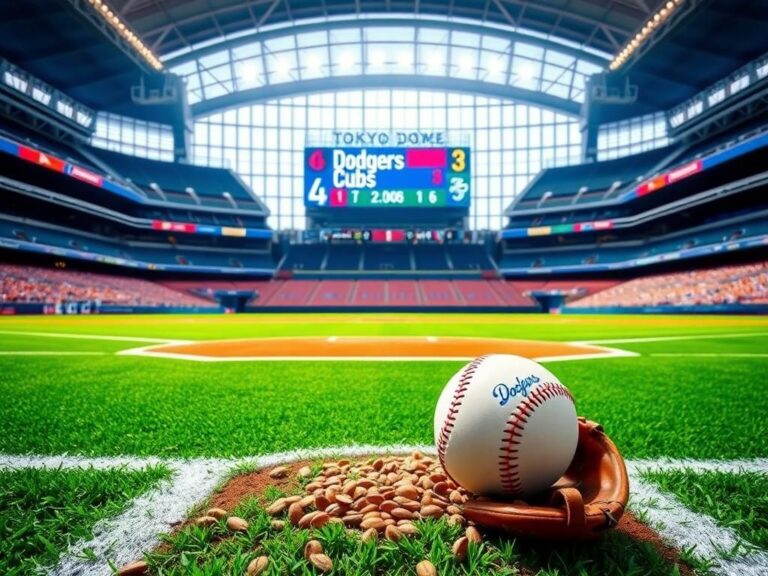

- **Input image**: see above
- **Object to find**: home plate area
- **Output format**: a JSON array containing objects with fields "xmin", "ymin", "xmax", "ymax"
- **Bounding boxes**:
[
  {"xmin": 122, "ymin": 336, "xmax": 633, "ymax": 362},
  {"xmin": 5, "ymin": 451, "xmax": 766, "ymax": 576}
]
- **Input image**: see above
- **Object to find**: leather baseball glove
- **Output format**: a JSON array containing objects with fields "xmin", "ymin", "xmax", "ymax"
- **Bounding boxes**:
[{"xmin": 462, "ymin": 417, "xmax": 629, "ymax": 540}]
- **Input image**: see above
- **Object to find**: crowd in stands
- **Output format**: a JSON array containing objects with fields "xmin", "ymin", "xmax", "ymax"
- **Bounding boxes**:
[
  {"xmin": 0, "ymin": 264, "xmax": 211, "ymax": 307},
  {"xmin": 571, "ymin": 262, "xmax": 768, "ymax": 307}
]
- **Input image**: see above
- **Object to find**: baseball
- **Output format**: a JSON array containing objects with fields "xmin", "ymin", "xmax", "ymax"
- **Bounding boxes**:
[{"xmin": 434, "ymin": 354, "xmax": 578, "ymax": 497}]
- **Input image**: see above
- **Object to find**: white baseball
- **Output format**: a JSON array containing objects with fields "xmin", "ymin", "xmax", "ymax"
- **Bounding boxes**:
[{"xmin": 434, "ymin": 354, "xmax": 578, "ymax": 496}]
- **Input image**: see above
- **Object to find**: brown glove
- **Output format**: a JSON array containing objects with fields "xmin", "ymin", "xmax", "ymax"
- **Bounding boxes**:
[{"xmin": 462, "ymin": 417, "xmax": 629, "ymax": 540}]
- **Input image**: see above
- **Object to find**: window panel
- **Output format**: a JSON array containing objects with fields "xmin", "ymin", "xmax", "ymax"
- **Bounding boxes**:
[
  {"xmin": 296, "ymin": 31, "xmax": 328, "ymax": 48},
  {"xmin": 191, "ymin": 89, "xmax": 581, "ymax": 230},
  {"xmin": 451, "ymin": 47, "xmax": 478, "ymax": 80},
  {"xmin": 231, "ymin": 43, "xmax": 261, "ymax": 60},
  {"xmin": 596, "ymin": 111, "xmax": 669, "ymax": 161},
  {"xmin": 299, "ymin": 47, "xmax": 328, "ymax": 80},
  {"xmin": 365, "ymin": 27, "xmax": 414, "ymax": 42},
  {"xmin": 451, "ymin": 31, "xmax": 481, "ymax": 48}
]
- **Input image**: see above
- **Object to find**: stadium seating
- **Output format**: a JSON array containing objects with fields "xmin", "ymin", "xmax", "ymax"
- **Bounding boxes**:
[
  {"xmin": 505, "ymin": 208, "xmax": 625, "ymax": 229},
  {"xmin": 507, "ymin": 120, "xmax": 768, "ymax": 226},
  {"xmin": 412, "ymin": 245, "xmax": 450, "ymax": 271},
  {"xmin": 264, "ymin": 281, "xmax": 321, "ymax": 305},
  {"xmin": 0, "ymin": 219, "xmax": 275, "ymax": 271},
  {"xmin": 307, "ymin": 280, "xmax": 355, "ymax": 305},
  {"xmin": 158, "ymin": 280, "xmax": 285, "ymax": 305},
  {"xmin": 499, "ymin": 218, "xmax": 768, "ymax": 271},
  {"xmin": 674, "ymin": 121, "xmax": 768, "ymax": 167},
  {"xmin": 141, "ymin": 208, "xmax": 266, "ymax": 229},
  {"xmin": 419, "ymin": 280, "xmax": 462, "ymax": 306},
  {"xmin": 349, "ymin": 280, "xmax": 387, "ymax": 305},
  {"xmin": 447, "ymin": 244, "xmax": 496, "ymax": 270},
  {"xmin": 513, "ymin": 147, "xmax": 676, "ymax": 210},
  {"xmin": 279, "ymin": 244, "xmax": 494, "ymax": 273},
  {"xmin": 452, "ymin": 280, "xmax": 506, "ymax": 305},
  {"xmin": 363, "ymin": 244, "xmax": 412, "ymax": 271},
  {"xmin": 0, "ymin": 121, "xmax": 103, "ymax": 175},
  {"xmin": 90, "ymin": 148, "xmax": 262, "ymax": 209},
  {"xmin": 570, "ymin": 262, "xmax": 768, "ymax": 307},
  {"xmin": 0, "ymin": 264, "xmax": 211, "ymax": 307},
  {"xmin": 387, "ymin": 280, "xmax": 422, "ymax": 306},
  {"xmin": 0, "ymin": 266, "xmax": 621, "ymax": 310},
  {"xmin": 325, "ymin": 245, "xmax": 363, "ymax": 270},
  {"xmin": 223, "ymin": 279, "xmax": 613, "ymax": 308}
]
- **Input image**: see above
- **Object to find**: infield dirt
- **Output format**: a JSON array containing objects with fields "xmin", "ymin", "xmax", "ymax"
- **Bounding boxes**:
[{"xmin": 146, "ymin": 336, "xmax": 611, "ymax": 359}]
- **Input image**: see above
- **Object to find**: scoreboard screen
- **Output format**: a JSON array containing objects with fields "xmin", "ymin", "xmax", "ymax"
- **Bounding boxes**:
[{"xmin": 304, "ymin": 147, "xmax": 470, "ymax": 209}]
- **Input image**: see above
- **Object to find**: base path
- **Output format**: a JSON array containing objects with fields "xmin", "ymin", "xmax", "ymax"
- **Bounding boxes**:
[{"xmin": 124, "ymin": 336, "xmax": 634, "ymax": 362}]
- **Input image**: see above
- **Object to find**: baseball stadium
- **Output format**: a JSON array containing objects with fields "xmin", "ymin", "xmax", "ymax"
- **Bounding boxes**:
[{"xmin": 1, "ymin": 0, "xmax": 767, "ymax": 575}]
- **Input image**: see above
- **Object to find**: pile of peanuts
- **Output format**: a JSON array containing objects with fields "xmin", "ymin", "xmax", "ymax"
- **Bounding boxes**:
[
  {"xmin": 118, "ymin": 452, "xmax": 484, "ymax": 575},
  {"xmin": 261, "ymin": 452, "xmax": 482, "ymax": 574}
]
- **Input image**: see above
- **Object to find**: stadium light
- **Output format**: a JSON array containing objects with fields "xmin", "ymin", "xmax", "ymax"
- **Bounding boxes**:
[
  {"xmin": 238, "ymin": 61, "xmax": 259, "ymax": 85},
  {"xmin": 397, "ymin": 51, "xmax": 413, "ymax": 69},
  {"xmin": 609, "ymin": 0, "xmax": 685, "ymax": 71},
  {"xmin": 487, "ymin": 57, "xmax": 505, "ymax": 77},
  {"xmin": 426, "ymin": 51, "xmax": 444, "ymax": 73},
  {"xmin": 516, "ymin": 62, "xmax": 535, "ymax": 83},
  {"xmin": 339, "ymin": 51, "xmax": 355, "ymax": 70},
  {"xmin": 369, "ymin": 50, "xmax": 386, "ymax": 68},
  {"xmin": 86, "ymin": 0, "xmax": 163, "ymax": 71},
  {"xmin": 306, "ymin": 53, "xmax": 322, "ymax": 71},
  {"xmin": 457, "ymin": 55, "xmax": 473, "ymax": 74},
  {"xmin": 274, "ymin": 57, "xmax": 290, "ymax": 77}
]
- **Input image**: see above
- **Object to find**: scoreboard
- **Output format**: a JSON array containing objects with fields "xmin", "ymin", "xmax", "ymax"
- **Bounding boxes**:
[{"xmin": 304, "ymin": 147, "xmax": 470, "ymax": 209}]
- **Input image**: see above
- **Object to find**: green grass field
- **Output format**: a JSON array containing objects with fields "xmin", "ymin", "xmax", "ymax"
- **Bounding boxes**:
[{"xmin": 0, "ymin": 313, "xmax": 766, "ymax": 575}]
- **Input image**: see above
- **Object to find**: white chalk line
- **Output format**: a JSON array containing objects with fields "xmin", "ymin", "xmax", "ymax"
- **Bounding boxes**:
[
  {"xmin": 579, "ymin": 331, "xmax": 768, "ymax": 345},
  {"xmin": 1, "ymin": 452, "xmax": 766, "ymax": 576},
  {"xmin": 0, "ymin": 330, "xmax": 191, "ymax": 344},
  {"xmin": 7, "ymin": 330, "xmax": 765, "ymax": 363},
  {"xmin": 116, "ymin": 351, "xmax": 636, "ymax": 363},
  {"xmin": 116, "ymin": 338, "xmax": 637, "ymax": 363},
  {"xmin": 629, "ymin": 460, "xmax": 768, "ymax": 576}
]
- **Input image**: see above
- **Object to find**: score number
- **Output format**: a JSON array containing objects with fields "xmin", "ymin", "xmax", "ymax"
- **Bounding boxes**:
[
  {"xmin": 449, "ymin": 148, "xmax": 469, "ymax": 203},
  {"xmin": 308, "ymin": 177, "xmax": 328, "ymax": 206}
]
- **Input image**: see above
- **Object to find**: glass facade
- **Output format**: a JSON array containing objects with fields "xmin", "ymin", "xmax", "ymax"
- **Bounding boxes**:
[
  {"xmin": 596, "ymin": 112, "xmax": 669, "ymax": 161},
  {"xmin": 91, "ymin": 112, "xmax": 175, "ymax": 161},
  {"xmin": 169, "ymin": 23, "xmax": 602, "ymax": 107},
  {"xmin": 193, "ymin": 90, "xmax": 581, "ymax": 230}
]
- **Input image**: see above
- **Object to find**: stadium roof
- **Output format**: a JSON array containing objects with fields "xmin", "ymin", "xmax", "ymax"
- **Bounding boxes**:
[
  {"xmin": 0, "ymin": 0, "xmax": 764, "ymax": 122},
  {"xmin": 111, "ymin": 0, "xmax": 667, "ymax": 58},
  {"xmin": 609, "ymin": 0, "xmax": 768, "ymax": 111},
  {"xmin": 0, "ymin": 0, "xmax": 164, "ymax": 119}
]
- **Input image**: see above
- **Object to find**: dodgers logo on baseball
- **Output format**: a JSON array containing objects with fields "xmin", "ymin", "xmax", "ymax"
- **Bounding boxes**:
[
  {"xmin": 492, "ymin": 374, "xmax": 540, "ymax": 405},
  {"xmin": 435, "ymin": 354, "xmax": 578, "ymax": 496}
]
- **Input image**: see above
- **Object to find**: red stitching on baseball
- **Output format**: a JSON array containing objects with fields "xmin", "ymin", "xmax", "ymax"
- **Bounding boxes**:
[
  {"xmin": 437, "ymin": 355, "xmax": 489, "ymax": 487},
  {"xmin": 498, "ymin": 382, "xmax": 573, "ymax": 494}
]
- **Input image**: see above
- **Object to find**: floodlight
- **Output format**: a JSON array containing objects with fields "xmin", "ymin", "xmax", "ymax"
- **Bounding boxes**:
[
  {"xmin": 457, "ymin": 55, "xmax": 473, "ymax": 73},
  {"xmin": 397, "ymin": 51, "xmax": 413, "ymax": 68},
  {"xmin": 369, "ymin": 50, "xmax": 386, "ymax": 68},
  {"xmin": 339, "ymin": 51, "xmax": 355, "ymax": 69}
]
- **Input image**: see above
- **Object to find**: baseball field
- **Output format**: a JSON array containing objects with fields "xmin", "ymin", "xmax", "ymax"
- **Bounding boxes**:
[{"xmin": 1, "ymin": 313, "xmax": 767, "ymax": 575}]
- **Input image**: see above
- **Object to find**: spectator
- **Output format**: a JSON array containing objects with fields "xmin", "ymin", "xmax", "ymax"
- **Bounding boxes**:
[
  {"xmin": 570, "ymin": 262, "xmax": 768, "ymax": 307},
  {"xmin": 0, "ymin": 264, "xmax": 211, "ymax": 307}
]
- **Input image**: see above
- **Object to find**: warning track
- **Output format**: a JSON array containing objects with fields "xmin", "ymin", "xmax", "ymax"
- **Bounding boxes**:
[{"xmin": 120, "ymin": 336, "xmax": 636, "ymax": 362}]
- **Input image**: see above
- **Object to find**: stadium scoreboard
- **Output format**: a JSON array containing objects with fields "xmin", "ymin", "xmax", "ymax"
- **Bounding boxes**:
[{"xmin": 304, "ymin": 147, "xmax": 471, "ymax": 209}]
